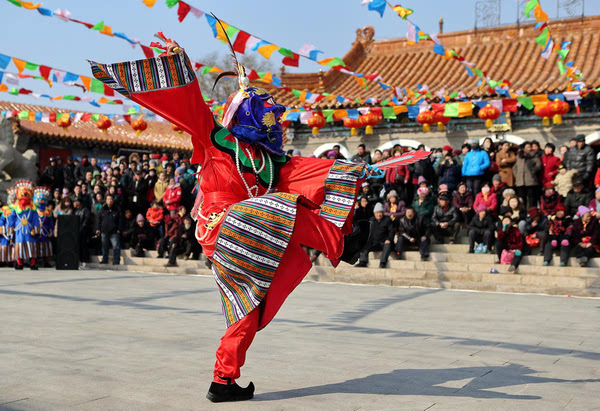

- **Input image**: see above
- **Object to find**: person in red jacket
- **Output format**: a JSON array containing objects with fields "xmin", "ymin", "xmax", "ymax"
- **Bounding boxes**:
[
  {"xmin": 473, "ymin": 183, "xmax": 498, "ymax": 217},
  {"xmin": 540, "ymin": 183, "xmax": 562, "ymax": 216},
  {"xmin": 496, "ymin": 215, "xmax": 524, "ymax": 272},
  {"xmin": 158, "ymin": 207, "xmax": 183, "ymax": 260},
  {"xmin": 541, "ymin": 143, "xmax": 561, "ymax": 186},
  {"xmin": 146, "ymin": 201, "xmax": 164, "ymax": 242},
  {"xmin": 163, "ymin": 178, "xmax": 182, "ymax": 212}
]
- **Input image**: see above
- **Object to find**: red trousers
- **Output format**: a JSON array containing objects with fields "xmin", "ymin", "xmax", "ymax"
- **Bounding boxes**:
[{"xmin": 213, "ymin": 205, "xmax": 343, "ymax": 383}]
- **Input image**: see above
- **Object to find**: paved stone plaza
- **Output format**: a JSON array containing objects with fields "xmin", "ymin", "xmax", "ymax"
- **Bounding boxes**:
[{"xmin": 1, "ymin": 268, "xmax": 599, "ymax": 410}]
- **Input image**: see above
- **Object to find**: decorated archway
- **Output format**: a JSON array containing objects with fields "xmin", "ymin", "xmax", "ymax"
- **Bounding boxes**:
[
  {"xmin": 478, "ymin": 134, "xmax": 525, "ymax": 146},
  {"xmin": 312, "ymin": 143, "xmax": 351, "ymax": 159},
  {"xmin": 377, "ymin": 139, "xmax": 429, "ymax": 152}
]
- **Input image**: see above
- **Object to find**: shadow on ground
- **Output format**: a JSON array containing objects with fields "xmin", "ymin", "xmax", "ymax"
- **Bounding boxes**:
[{"xmin": 255, "ymin": 363, "xmax": 599, "ymax": 401}]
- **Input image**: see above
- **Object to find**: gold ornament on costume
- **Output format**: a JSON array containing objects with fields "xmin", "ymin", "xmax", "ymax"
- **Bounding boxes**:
[
  {"xmin": 21, "ymin": 218, "xmax": 28, "ymax": 226},
  {"xmin": 262, "ymin": 112, "xmax": 276, "ymax": 128}
]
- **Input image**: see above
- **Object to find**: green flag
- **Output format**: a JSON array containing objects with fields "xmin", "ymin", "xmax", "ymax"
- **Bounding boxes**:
[
  {"xmin": 165, "ymin": 0, "xmax": 179, "ymax": 8},
  {"xmin": 535, "ymin": 28, "xmax": 549, "ymax": 47},
  {"xmin": 322, "ymin": 109, "xmax": 334, "ymax": 122},
  {"xmin": 91, "ymin": 114, "xmax": 100, "ymax": 122},
  {"xmin": 524, "ymin": 0, "xmax": 539, "ymax": 18},
  {"xmin": 90, "ymin": 79, "xmax": 105, "ymax": 94},
  {"xmin": 443, "ymin": 103, "xmax": 459, "ymax": 118},
  {"xmin": 517, "ymin": 96, "xmax": 534, "ymax": 110},
  {"xmin": 557, "ymin": 60, "xmax": 566, "ymax": 75},
  {"xmin": 18, "ymin": 111, "xmax": 29, "ymax": 119},
  {"xmin": 91, "ymin": 21, "xmax": 105, "ymax": 31},
  {"xmin": 382, "ymin": 107, "xmax": 396, "ymax": 119}
]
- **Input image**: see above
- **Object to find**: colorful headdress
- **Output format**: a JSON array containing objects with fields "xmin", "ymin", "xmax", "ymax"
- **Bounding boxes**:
[
  {"xmin": 33, "ymin": 186, "xmax": 51, "ymax": 208},
  {"xmin": 209, "ymin": 14, "xmax": 286, "ymax": 155},
  {"xmin": 6, "ymin": 187, "xmax": 16, "ymax": 203}
]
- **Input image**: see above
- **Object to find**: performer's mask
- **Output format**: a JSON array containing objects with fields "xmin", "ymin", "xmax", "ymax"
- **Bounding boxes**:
[{"xmin": 227, "ymin": 87, "xmax": 286, "ymax": 156}]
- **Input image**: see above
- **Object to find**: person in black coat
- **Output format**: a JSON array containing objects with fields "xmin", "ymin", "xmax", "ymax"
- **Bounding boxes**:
[
  {"xmin": 437, "ymin": 154, "xmax": 461, "ymax": 192},
  {"xmin": 181, "ymin": 216, "xmax": 202, "ymax": 260},
  {"xmin": 356, "ymin": 203, "xmax": 395, "ymax": 268},
  {"xmin": 395, "ymin": 207, "xmax": 431, "ymax": 261},
  {"xmin": 564, "ymin": 178, "xmax": 593, "ymax": 218},
  {"xmin": 63, "ymin": 156, "xmax": 77, "ymax": 191},
  {"xmin": 353, "ymin": 196, "xmax": 374, "ymax": 225},
  {"xmin": 96, "ymin": 194, "xmax": 124, "ymax": 265},
  {"xmin": 74, "ymin": 198, "xmax": 92, "ymax": 263},
  {"xmin": 432, "ymin": 193, "xmax": 460, "ymax": 243},
  {"xmin": 121, "ymin": 209, "xmax": 136, "ymax": 250},
  {"xmin": 130, "ymin": 214, "xmax": 155, "ymax": 257},
  {"xmin": 468, "ymin": 205, "xmax": 496, "ymax": 253},
  {"xmin": 128, "ymin": 170, "xmax": 149, "ymax": 216}
]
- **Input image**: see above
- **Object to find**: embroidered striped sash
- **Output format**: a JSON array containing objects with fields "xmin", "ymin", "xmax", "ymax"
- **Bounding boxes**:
[{"xmin": 319, "ymin": 160, "xmax": 365, "ymax": 228}]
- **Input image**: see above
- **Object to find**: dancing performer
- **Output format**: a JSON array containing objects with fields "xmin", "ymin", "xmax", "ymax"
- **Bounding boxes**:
[
  {"xmin": 9, "ymin": 181, "xmax": 39, "ymax": 270},
  {"xmin": 34, "ymin": 187, "xmax": 54, "ymax": 267},
  {"xmin": 0, "ymin": 188, "xmax": 16, "ymax": 266},
  {"xmin": 89, "ymin": 28, "xmax": 428, "ymax": 403}
]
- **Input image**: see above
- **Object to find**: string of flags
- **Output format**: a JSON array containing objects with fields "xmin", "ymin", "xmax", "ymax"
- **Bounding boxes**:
[{"xmin": 523, "ymin": 0, "xmax": 585, "ymax": 90}]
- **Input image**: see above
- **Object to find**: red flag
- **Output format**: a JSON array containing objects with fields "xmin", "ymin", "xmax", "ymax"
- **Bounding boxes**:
[
  {"xmin": 232, "ymin": 31, "xmax": 251, "ymax": 54},
  {"xmin": 103, "ymin": 84, "xmax": 115, "ymax": 97},
  {"xmin": 376, "ymin": 150, "xmax": 432, "ymax": 170},
  {"xmin": 502, "ymin": 99, "xmax": 517, "ymax": 112},
  {"xmin": 431, "ymin": 103, "xmax": 446, "ymax": 114},
  {"xmin": 123, "ymin": 115, "xmax": 132, "ymax": 124},
  {"xmin": 140, "ymin": 45, "xmax": 154, "ymax": 59},
  {"xmin": 70, "ymin": 18, "xmax": 94, "ymax": 29},
  {"xmin": 49, "ymin": 113, "xmax": 57, "ymax": 122},
  {"xmin": 282, "ymin": 52, "xmax": 300, "ymax": 67},
  {"xmin": 18, "ymin": 88, "xmax": 32, "ymax": 95},
  {"xmin": 247, "ymin": 69, "xmax": 260, "ymax": 81},
  {"xmin": 177, "ymin": 1, "xmax": 191, "ymax": 22},
  {"xmin": 39, "ymin": 65, "xmax": 51, "ymax": 80},
  {"xmin": 81, "ymin": 113, "xmax": 92, "ymax": 122}
]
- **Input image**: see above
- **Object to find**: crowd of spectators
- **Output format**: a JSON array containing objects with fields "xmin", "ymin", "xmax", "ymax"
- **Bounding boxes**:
[
  {"xmin": 35, "ymin": 151, "xmax": 201, "ymax": 267},
  {"xmin": 340, "ymin": 136, "xmax": 600, "ymax": 271}
]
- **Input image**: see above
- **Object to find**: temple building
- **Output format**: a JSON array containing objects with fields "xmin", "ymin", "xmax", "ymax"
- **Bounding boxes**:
[{"xmin": 276, "ymin": 15, "xmax": 600, "ymax": 157}]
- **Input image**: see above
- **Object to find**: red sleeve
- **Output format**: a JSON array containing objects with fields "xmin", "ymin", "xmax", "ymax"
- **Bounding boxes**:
[
  {"xmin": 89, "ymin": 53, "xmax": 213, "ymax": 164},
  {"xmin": 595, "ymin": 168, "xmax": 600, "ymax": 187},
  {"xmin": 489, "ymin": 193, "xmax": 497, "ymax": 211}
]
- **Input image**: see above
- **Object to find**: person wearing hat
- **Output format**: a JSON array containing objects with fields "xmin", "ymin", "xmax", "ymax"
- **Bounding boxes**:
[
  {"xmin": 412, "ymin": 186, "xmax": 435, "ymax": 220},
  {"xmin": 432, "ymin": 192, "xmax": 460, "ymax": 244},
  {"xmin": 453, "ymin": 182, "xmax": 474, "ymax": 225},
  {"xmin": 495, "ymin": 215, "xmax": 524, "ymax": 272},
  {"xmin": 570, "ymin": 206, "xmax": 600, "ymax": 266},
  {"xmin": 512, "ymin": 142, "xmax": 542, "ymax": 209},
  {"xmin": 409, "ymin": 146, "xmax": 434, "ymax": 194},
  {"xmin": 564, "ymin": 134, "xmax": 595, "ymax": 185},
  {"xmin": 552, "ymin": 163, "xmax": 578, "ymax": 198},
  {"xmin": 540, "ymin": 183, "xmax": 562, "ymax": 216},
  {"xmin": 542, "ymin": 203, "xmax": 572, "ymax": 266},
  {"xmin": 355, "ymin": 202, "xmax": 394, "ymax": 268},
  {"xmin": 292, "ymin": 149, "xmax": 301, "ymax": 157},
  {"xmin": 461, "ymin": 139, "xmax": 490, "ymax": 195},
  {"xmin": 564, "ymin": 177, "xmax": 593, "ymax": 218},
  {"xmin": 496, "ymin": 141, "xmax": 516, "ymax": 187},
  {"xmin": 467, "ymin": 204, "xmax": 495, "ymax": 253},
  {"xmin": 490, "ymin": 174, "xmax": 507, "ymax": 211},
  {"xmin": 383, "ymin": 190, "xmax": 406, "ymax": 224},
  {"xmin": 395, "ymin": 207, "xmax": 431, "ymax": 261},
  {"xmin": 130, "ymin": 214, "xmax": 155, "ymax": 258},
  {"xmin": 541, "ymin": 143, "xmax": 561, "ymax": 186},
  {"xmin": 523, "ymin": 207, "xmax": 548, "ymax": 254},
  {"xmin": 432, "ymin": 145, "xmax": 453, "ymax": 173}
]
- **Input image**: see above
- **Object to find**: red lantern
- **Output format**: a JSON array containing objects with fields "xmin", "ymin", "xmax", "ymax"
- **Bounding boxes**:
[
  {"xmin": 95, "ymin": 116, "xmax": 111, "ymax": 134},
  {"xmin": 343, "ymin": 117, "xmax": 362, "ymax": 136},
  {"xmin": 359, "ymin": 111, "xmax": 381, "ymax": 135},
  {"xmin": 548, "ymin": 99, "xmax": 569, "ymax": 125},
  {"xmin": 132, "ymin": 116, "xmax": 147, "ymax": 136},
  {"xmin": 307, "ymin": 112, "xmax": 326, "ymax": 135},
  {"xmin": 416, "ymin": 110, "xmax": 435, "ymax": 132},
  {"xmin": 434, "ymin": 112, "xmax": 451, "ymax": 131},
  {"xmin": 56, "ymin": 114, "xmax": 72, "ymax": 131},
  {"xmin": 534, "ymin": 102, "xmax": 552, "ymax": 127},
  {"xmin": 478, "ymin": 104, "xmax": 501, "ymax": 128},
  {"xmin": 171, "ymin": 123, "xmax": 183, "ymax": 135}
]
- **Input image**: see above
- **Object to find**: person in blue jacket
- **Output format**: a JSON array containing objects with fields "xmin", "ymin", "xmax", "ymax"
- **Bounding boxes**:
[{"xmin": 461, "ymin": 140, "xmax": 490, "ymax": 195}]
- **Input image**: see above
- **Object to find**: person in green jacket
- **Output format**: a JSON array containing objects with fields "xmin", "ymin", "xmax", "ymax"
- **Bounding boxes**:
[{"xmin": 412, "ymin": 186, "xmax": 435, "ymax": 219}]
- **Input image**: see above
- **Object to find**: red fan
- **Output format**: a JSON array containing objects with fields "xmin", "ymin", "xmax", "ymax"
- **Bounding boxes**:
[{"xmin": 375, "ymin": 150, "xmax": 431, "ymax": 170}]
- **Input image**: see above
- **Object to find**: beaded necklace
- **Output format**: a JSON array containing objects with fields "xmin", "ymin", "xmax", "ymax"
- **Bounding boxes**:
[{"xmin": 235, "ymin": 139, "xmax": 273, "ymax": 198}]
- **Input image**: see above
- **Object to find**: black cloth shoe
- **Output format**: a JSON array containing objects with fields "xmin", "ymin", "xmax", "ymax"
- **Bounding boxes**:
[
  {"xmin": 99, "ymin": 260, "xmax": 108, "ymax": 265},
  {"xmin": 355, "ymin": 261, "xmax": 368, "ymax": 268},
  {"xmin": 206, "ymin": 380, "xmax": 255, "ymax": 403},
  {"xmin": 15, "ymin": 264, "xmax": 24, "ymax": 270},
  {"xmin": 340, "ymin": 220, "xmax": 371, "ymax": 265},
  {"xmin": 30, "ymin": 264, "xmax": 38, "ymax": 270}
]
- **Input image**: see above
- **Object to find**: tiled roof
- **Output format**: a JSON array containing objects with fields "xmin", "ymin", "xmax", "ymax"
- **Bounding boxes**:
[
  {"xmin": 0, "ymin": 101, "xmax": 193, "ymax": 152},
  {"xmin": 273, "ymin": 15, "xmax": 600, "ymax": 108}
]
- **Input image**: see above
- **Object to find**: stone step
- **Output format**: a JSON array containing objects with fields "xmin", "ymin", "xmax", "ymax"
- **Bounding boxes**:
[
  {"xmin": 307, "ymin": 273, "xmax": 600, "ymax": 298},
  {"xmin": 84, "ymin": 262, "xmax": 213, "ymax": 276},
  {"xmin": 89, "ymin": 255, "xmax": 206, "ymax": 269}
]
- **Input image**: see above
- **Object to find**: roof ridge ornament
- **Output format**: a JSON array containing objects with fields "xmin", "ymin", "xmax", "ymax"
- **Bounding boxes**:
[{"xmin": 355, "ymin": 26, "xmax": 375, "ymax": 49}]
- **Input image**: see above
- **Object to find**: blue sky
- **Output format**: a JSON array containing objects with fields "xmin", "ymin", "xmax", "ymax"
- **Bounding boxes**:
[{"xmin": 1, "ymin": 0, "xmax": 598, "ymax": 114}]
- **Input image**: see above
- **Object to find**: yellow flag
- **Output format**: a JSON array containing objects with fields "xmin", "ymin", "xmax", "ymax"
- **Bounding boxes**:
[
  {"xmin": 12, "ymin": 58, "xmax": 26, "ymax": 74},
  {"xmin": 457, "ymin": 102, "xmax": 473, "ymax": 118},
  {"xmin": 142, "ymin": 0, "xmax": 158, "ymax": 7},
  {"xmin": 257, "ymin": 45, "xmax": 280, "ymax": 59},
  {"xmin": 20, "ymin": 1, "xmax": 41, "ymax": 9}
]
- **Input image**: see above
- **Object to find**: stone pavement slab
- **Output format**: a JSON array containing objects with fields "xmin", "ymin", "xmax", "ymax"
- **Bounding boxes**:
[{"xmin": 0, "ymin": 268, "xmax": 599, "ymax": 410}]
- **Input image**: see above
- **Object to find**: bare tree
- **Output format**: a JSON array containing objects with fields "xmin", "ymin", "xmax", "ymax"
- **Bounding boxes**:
[{"xmin": 195, "ymin": 52, "xmax": 275, "ymax": 102}]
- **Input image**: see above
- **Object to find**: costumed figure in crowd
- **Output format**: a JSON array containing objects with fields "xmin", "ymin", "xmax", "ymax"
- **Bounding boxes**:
[
  {"xmin": 0, "ymin": 188, "xmax": 16, "ymax": 266},
  {"xmin": 34, "ymin": 187, "xmax": 54, "ymax": 267},
  {"xmin": 89, "ymin": 26, "xmax": 428, "ymax": 403},
  {"xmin": 9, "ymin": 181, "xmax": 40, "ymax": 270}
]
